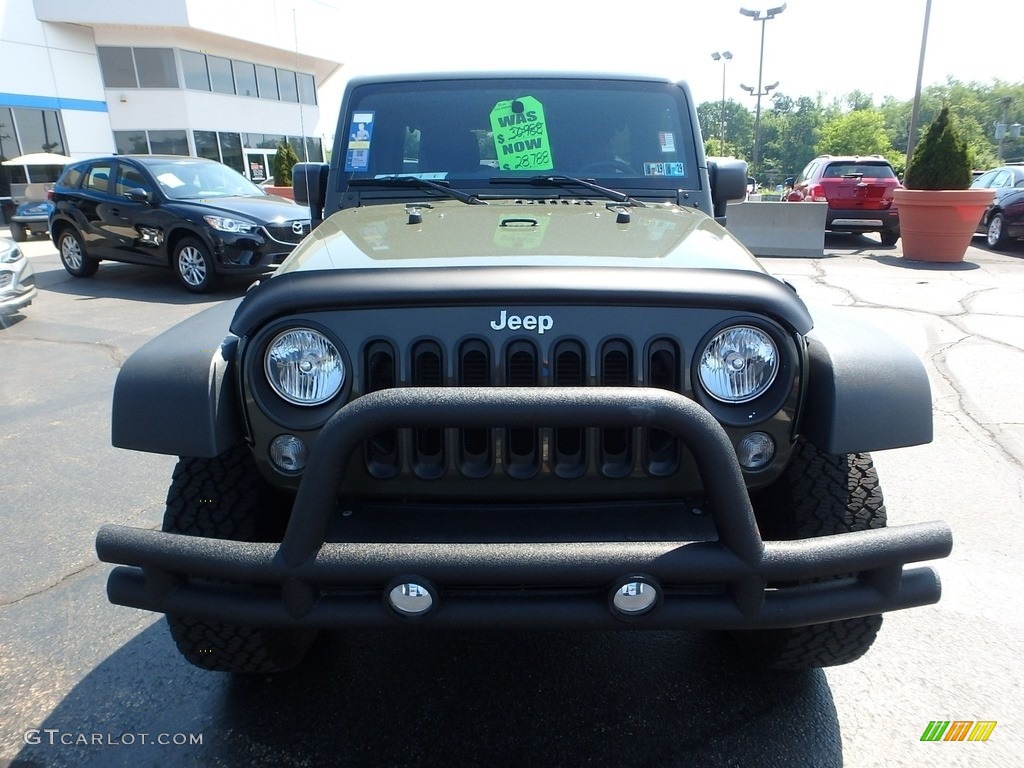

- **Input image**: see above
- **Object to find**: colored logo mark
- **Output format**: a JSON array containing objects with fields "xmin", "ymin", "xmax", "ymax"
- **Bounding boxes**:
[{"xmin": 920, "ymin": 720, "xmax": 997, "ymax": 742}]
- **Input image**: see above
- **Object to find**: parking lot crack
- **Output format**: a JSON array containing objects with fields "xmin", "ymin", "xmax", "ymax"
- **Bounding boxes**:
[
  {"xmin": 0, "ymin": 559, "xmax": 104, "ymax": 608},
  {"xmin": 3, "ymin": 335, "xmax": 126, "ymax": 368}
]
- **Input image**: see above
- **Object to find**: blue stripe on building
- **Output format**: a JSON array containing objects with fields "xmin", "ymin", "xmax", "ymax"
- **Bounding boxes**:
[{"xmin": 0, "ymin": 93, "xmax": 108, "ymax": 113}]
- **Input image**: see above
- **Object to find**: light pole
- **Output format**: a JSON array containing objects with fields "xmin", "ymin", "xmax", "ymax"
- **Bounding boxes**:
[
  {"xmin": 711, "ymin": 51, "xmax": 732, "ymax": 156},
  {"xmin": 739, "ymin": 3, "xmax": 786, "ymax": 182}
]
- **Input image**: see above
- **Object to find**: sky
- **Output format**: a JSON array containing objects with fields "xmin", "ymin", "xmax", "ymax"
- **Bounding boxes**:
[{"xmin": 311, "ymin": 0, "xmax": 1022, "ymax": 139}]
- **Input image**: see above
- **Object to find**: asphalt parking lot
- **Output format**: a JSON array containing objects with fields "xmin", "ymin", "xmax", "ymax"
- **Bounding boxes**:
[{"xmin": 1, "ymin": 228, "xmax": 1022, "ymax": 767}]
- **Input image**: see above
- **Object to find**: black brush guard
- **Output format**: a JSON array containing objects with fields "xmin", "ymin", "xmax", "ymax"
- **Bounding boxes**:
[{"xmin": 96, "ymin": 388, "xmax": 952, "ymax": 629}]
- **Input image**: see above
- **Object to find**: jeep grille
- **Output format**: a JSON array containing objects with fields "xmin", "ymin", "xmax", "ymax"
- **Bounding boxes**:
[{"xmin": 362, "ymin": 336, "xmax": 682, "ymax": 480}]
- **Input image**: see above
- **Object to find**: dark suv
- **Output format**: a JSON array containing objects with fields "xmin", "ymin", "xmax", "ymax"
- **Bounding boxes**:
[
  {"xmin": 787, "ymin": 155, "xmax": 902, "ymax": 245},
  {"xmin": 49, "ymin": 155, "xmax": 310, "ymax": 292}
]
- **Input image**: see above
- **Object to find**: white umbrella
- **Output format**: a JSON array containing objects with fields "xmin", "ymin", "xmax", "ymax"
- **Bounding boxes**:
[{"xmin": 2, "ymin": 151, "xmax": 75, "ymax": 166}]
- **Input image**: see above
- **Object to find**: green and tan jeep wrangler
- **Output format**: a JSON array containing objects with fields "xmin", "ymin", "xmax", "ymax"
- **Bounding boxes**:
[{"xmin": 96, "ymin": 70, "xmax": 951, "ymax": 673}]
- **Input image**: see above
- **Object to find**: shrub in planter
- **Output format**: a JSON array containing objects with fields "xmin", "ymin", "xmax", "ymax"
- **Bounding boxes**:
[
  {"xmin": 273, "ymin": 142, "xmax": 301, "ymax": 188},
  {"xmin": 893, "ymin": 106, "xmax": 993, "ymax": 262}
]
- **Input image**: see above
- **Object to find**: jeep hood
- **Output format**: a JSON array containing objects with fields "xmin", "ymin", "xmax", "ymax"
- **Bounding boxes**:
[{"xmin": 276, "ymin": 201, "xmax": 764, "ymax": 274}]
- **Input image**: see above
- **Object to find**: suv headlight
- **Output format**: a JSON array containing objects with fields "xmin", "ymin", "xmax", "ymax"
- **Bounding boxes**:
[
  {"xmin": 0, "ymin": 240, "xmax": 23, "ymax": 263},
  {"xmin": 265, "ymin": 328, "xmax": 345, "ymax": 406},
  {"xmin": 698, "ymin": 325, "xmax": 778, "ymax": 403},
  {"xmin": 204, "ymin": 215, "xmax": 257, "ymax": 233}
]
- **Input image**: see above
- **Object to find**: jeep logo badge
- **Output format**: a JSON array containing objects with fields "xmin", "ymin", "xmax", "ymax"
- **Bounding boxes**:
[{"xmin": 489, "ymin": 310, "xmax": 554, "ymax": 334}]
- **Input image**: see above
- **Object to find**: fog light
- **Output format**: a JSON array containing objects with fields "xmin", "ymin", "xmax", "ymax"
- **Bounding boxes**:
[
  {"xmin": 388, "ymin": 581, "xmax": 434, "ymax": 617},
  {"xmin": 611, "ymin": 578, "xmax": 659, "ymax": 616},
  {"xmin": 269, "ymin": 434, "xmax": 308, "ymax": 472},
  {"xmin": 736, "ymin": 432, "xmax": 775, "ymax": 470}
]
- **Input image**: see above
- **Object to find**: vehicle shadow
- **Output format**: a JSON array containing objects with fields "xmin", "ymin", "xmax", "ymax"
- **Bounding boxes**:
[
  {"xmin": 11, "ymin": 624, "xmax": 842, "ymax": 768},
  {"xmin": 38, "ymin": 262, "xmax": 254, "ymax": 305}
]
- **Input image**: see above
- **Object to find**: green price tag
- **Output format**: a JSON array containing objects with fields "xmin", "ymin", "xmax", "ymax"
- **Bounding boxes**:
[{"xmin": 490, "ymin": 96, "xmax": 554, "ymax": 171}]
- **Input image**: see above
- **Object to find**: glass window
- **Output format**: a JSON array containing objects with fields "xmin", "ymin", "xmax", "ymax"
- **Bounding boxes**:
[
  {"xmin": 134, "ymin": 48, "xmax": 178, "ymax": 88},
  {"xmin": 218, "ymin": 132, "xmax": 244, "ymax": 172},
  {"xmin": 287, "ymin": 136, "xmax": 305, "ymax": 160},
  {"xmin": 181, "ymin": 51, "xmax": 210, "ymax": 91},
  {"xmin": 85, "ymin": 164, "xmax": 113, "ymax": 192},
  {"xmin": 114, "ymin": 130, "xmax": 149, "ymax": 155},
  {"xmin": 305, "ymin": 136, "xmax": 324, "ymax": 162},
  {"xmin": 149, "ymin": 130, "xmax": 189, "ymax": 155},
  {"xmin": 277, "ymin": 69, "xmax": 298, "ymax": 103},
  {"xmin": 297, "ymin": 73, "xmax": 317, "ymax": 105},
  {"xmin": 256, "ymin": 65, "xmax": 278, "ymax": 100},
  {"xmin": 234, "ymin": 61, "xmax": 258, "ymax": 98},
  {"xmin": 193, "ymin": 130, "xmax": 220, "ymax": 161},
  {"xmin": 115, "ymin": 164, "xmax": 151, "ymax": 196},
  {"xmin": 258, "ymin": 134, "xmax": 284, "ymax": 150},
  {"xmin": 11, "ymin": 108, "xmax": 66, "ymax": 155},
  {"xmin": 98, "ymin": 47, "xmax": 138, "ymax": 88},
  {"xmin": 208, "ymin": 56, "xmax": 235, "ymax": 95}
]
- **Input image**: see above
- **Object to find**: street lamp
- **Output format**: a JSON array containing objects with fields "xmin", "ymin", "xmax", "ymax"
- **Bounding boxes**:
[
  {"xmin": 711, "ymin": 51, "xmax": 733, "ymax": 156},
  {"xmin": 739, "ymin": 3, "xmax": 786, "ymax": 181}
]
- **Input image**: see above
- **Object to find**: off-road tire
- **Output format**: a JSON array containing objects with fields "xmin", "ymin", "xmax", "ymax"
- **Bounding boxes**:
[
  {"xmin": 163, "ymin": 441, "xmax": 316, "ymax": 673},
  {"xmin": 730, "ymin": 439, "xmax": 887, "ymax": 670}
]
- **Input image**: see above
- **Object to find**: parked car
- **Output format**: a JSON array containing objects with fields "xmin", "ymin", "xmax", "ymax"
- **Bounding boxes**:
[
  {"xmin": 9, "ymin": 198, "xmax": 54, "ymax": 242},
  {"xmin": 787, "ymin": 155, "xmax": 902, "ymax": 245},
  {"xmin": 0, "ymin": 236, "xmax": 37, "ymax": 314},
  {"xmin": 48, "ymin": 155, "xmax": 311, "ymax": 293},
  {"xmin": 970, "ymin": 164, "xmax": 1024, "ymax": 249}
]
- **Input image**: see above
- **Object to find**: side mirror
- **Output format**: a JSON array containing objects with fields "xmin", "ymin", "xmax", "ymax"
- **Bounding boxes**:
[
  {"xmin": 292, "ymin": 162, "xmax": 330, "ymax": 225},
  {"xmin": 708, "ymin": 158, "xmax": 749, "ymax": 224},
  {"xmin": 124, "ymin": 187, "xmax": 151, "ymax": 203}
]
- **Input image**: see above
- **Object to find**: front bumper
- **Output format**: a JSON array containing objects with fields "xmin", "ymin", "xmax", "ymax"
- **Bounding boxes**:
[
  {"xmin": 0, "ymin": 260, "xmax": 37, "ymax": 313},
  {"xmin": 96, "ymin": 388, "xmax": 952, "ymax": 630}
]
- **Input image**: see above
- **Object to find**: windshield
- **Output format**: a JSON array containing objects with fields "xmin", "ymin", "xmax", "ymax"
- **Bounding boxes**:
[
  {"xmin": 338, "ymin": 77, "xmax": 699, "ymax": 193},
  {"xmin": 149, "ymin": 161, "xmax": 266, "ymax": 200}
]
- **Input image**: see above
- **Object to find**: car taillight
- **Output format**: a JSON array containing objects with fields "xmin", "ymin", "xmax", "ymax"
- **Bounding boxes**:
[
  {"xmin": 810, "ymin": 184, "xmax": 827, "ymax": 202},
  {"xmin": 47, "ymin": 189, "xmax": 55, "ymax": 201}
]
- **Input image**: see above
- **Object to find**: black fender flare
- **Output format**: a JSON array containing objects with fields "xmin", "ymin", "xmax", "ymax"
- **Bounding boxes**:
[
  {"xmin": 801, "ymin": 305, "xmax": 933, "ymax": 455},
  {"xmin": 112, "ymin": 299, "xmax": 244, "ymax": 457}
]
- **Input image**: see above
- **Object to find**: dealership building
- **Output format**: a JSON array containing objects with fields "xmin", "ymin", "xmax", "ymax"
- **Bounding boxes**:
[{"xmin": 0, "ymin": 0, "xmax": 344, "ymax": 218}]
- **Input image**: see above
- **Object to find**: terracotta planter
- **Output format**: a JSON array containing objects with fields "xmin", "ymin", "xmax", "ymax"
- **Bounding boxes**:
[
  {"xmin": 263, "ymin": 185, "xmax": 294, "ymax": 200},
  {"xmin": 892, "ymin": 188, "xmax": 995, "ymax": 262}
]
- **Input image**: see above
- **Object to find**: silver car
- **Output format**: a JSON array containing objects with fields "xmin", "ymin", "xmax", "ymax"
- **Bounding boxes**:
[{"xmin": 0, "ymin": 236, "xmax": 37, "ymax": 314}]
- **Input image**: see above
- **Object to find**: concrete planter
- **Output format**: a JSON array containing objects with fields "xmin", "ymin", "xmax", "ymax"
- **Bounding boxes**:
[{"xmin": 892, "ymin": 188, "xmax": 995, "ymax": 262}]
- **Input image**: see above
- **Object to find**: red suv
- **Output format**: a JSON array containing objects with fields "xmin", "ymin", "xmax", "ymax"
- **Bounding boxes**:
[{"xmin": 787, "ymin": 155, "xmax": 902, "ymax": 245}]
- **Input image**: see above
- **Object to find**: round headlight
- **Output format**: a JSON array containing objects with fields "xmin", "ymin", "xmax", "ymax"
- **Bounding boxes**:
[
  {"xmin": 265, "ymin": 328, "xmax": 345, "ymax": 406},
  {"xmin": 698, "ymin": 325, "xmax": 778, "ymax": 403}
]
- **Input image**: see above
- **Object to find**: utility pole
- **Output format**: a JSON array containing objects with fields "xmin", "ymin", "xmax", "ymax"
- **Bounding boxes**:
[
  {"xmin": 739, "ymin": 4, "xmax": 786, "ymax": 183},
  {"xmin": 711, "ymin": 51, "xmax": 732, "ymax": 156}
]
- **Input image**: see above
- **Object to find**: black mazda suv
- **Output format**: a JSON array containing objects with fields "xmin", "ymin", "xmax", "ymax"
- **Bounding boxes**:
[{"xmin": 48, "ymin": 155, "xmax": 311, "ymax": 293}]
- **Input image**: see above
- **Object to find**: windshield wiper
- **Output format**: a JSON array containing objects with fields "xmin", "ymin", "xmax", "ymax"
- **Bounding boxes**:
[
  {"xmin": 352, "ymin": 176, "xmax": 487, "ymax": 205},
  {"xmin": 489, "ymin": 175, "xmax": 647, "ymax": 207}
]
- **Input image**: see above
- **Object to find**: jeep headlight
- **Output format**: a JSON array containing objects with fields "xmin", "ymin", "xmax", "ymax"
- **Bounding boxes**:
[
  {"xmin": 265, "ymin": 328, "xmax": 345, "ymax": 406},
  {"xmin": 698, "ymin": 326, "xmax": 778, "ymax": 403}
]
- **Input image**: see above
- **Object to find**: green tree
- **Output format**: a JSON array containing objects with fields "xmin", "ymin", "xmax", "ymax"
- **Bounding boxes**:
[
  {"xmin": 815, "ymin": 109, "xmax": 894, "ymax": 158},
  {"xmin": 904, "ymin": 105, "xmax": 972, "ymax": 190},
  {"xmin": 273, "ymin": 141, "xmax": 300, "ymax": 186}
]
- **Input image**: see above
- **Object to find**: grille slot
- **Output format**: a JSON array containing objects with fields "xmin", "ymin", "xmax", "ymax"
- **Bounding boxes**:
[
  {"xmin": 646, "ymin": 340, "xmax": 680, "ymax": 475},
  {"xmin": 412, "ymin": 341, "xmax": 445, "ymax": 479},
  {"xmin": 553, "ymin": 341, "xmax": 586, "ymax": 478},
  {"xmin": 364, "ymin": 341, "xmax": 399, "ymax": 478},
  {"xmin": 459, "ymin": 340, "xmax": 492, "ymax": 477},
  {"xmin": 600, "ymin": 340, "xmax": 633, "ymax": 477},
  {"xmin": 505, "ymin": 341, "xmax": 539, "ymax": 478}
]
